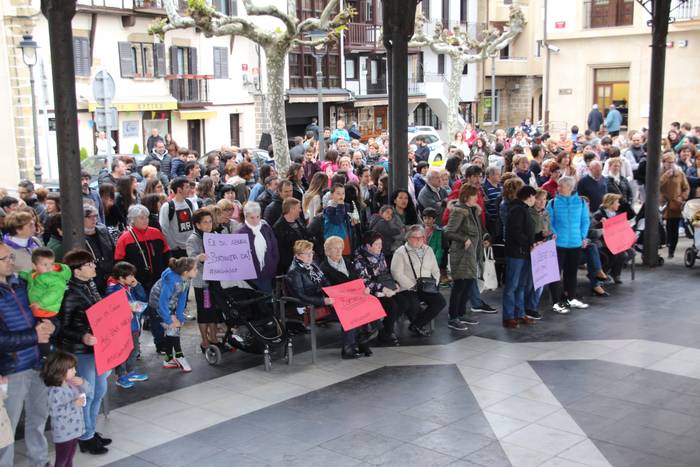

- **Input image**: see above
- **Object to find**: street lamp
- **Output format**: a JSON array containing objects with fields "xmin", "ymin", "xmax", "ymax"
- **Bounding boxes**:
[
  {"xmin": 18, "ymin": 34, "xmax": 42, "ymax": 183},
  {"xmin": 306, "ymin": 30, "xmax": 328, "ymax": 161}
]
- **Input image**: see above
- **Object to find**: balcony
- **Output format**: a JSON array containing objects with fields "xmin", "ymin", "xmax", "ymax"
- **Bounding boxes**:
[
  {"xmin": 133, "ymin": 0, "xmax": 188, "ymax": 11},
  {"xmin": 166, "ymin": 74, "xmax": 212, "ymax": 107},
  {"xmin": 672, "ymin": 0, "xmax": 700, "ymax": 20},
  {"xmin": 345, "ymin": 23, "xmax": 382, "ymax": 50},
  {"xmin": 584, "ymin": 0, "xmax": 634, "ymax": 29}
]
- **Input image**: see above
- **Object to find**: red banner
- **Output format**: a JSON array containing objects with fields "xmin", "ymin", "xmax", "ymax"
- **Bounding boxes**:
[
  {"xmin": 322, "ymin": 279, "xmax": 386, "ymax": 331},
  {"xmin": 86, "ymin": 289, "xmax": 134, "ymax": 375},
  {"xmin": 603, "ymin": 213, "xmax": 636, "ymax": 255}
]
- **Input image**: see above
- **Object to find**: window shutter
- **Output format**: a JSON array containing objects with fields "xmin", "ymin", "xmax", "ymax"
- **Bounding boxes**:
[
  {"xmin": 169, "ymin": 46, "xmax": 178, "ymax": 74},
  {"xmin": 230, "ymin": 0, "xmax": 238, "ymax": 15},
  {"xmin": 118, "ymin": 42, "xmax": 136, "ymax": 78},
  {"xmin": 437, "ymin": 54, "xmax": 445, "ymax": 74},
  {"xmin": 213, "ymin": 47, "xmax": 229, "ymax": 79},
  {"xmin": 73, "ymin": 37, "xmax": 90, "ymax": 76},
  {"xmin": 188, "ymin": 47, "xmax": 198, "ymax": 74},
  {"xmin": 154, "ymin": 43, "xmax": 166, "ymax": 77}
]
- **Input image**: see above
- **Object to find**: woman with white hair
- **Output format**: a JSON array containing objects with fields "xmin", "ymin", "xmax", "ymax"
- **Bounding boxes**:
[
  {"xmin": 237, "ymin": 202, "xmax": 279, "ymax": 293},
  {"xmin": 390, "ymin": 225, "xmax": 445, "ymax": 337},
  {"xmin": 547, "ymin": 176, "xmax": 590, "ymax": 314}
]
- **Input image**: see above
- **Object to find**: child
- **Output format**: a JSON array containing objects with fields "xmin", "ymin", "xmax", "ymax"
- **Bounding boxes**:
[
  {"xmin": 40, "ymin": 351, "xmax": 88, "ymax": 467},
  {"xmin": 148, "ymin": 257, "xmax": 198, "ymax": 372},
  {"xmin": 19, "ymin": 247, "xmax": 71, "ymax": 356},
  {"xmin": 106, "ymin": 261, "xmax": 149, "ymax": 389},
  {"xmin": 368, "ymin": 205, "xmax": 404, "ymax": 261},
  {"xmin": 422, "ymin": 208, "xmax": 447, "ymax": 285},
  {"xmin": 323, "ymin": 184, "xmax": 354, "ymax": 256},
  {"xmin": 524, "ymin": 189, "xmax": 554, "ymax": 320}
]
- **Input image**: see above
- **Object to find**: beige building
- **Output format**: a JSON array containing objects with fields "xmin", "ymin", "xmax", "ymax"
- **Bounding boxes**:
[
  {"xmin": 546, "ymin": 0, "xmax": 700, "ymax": 134},
  {"xmin": 1, "ymin": 0, "xmax": 260, "ymax": 187},
  {"xmin": 479, "ymin": 0, "xmax": 545, "ymax": 130}
]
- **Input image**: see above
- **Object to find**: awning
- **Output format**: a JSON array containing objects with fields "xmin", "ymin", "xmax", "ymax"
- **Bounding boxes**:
[
  {"xmin": 352, "ymin": 95, "xmax": 426, "ymax": 108},
  {"xmin": 87, "ymin": 96, "xmax": 178, "ymax": 112},
  {"xmin": 175, "ymin": 109, "xmax": 217, "ymax": 120},
  {"xmin": 286, "ymin": 88, "xmax": 352, "ymax": 104}
]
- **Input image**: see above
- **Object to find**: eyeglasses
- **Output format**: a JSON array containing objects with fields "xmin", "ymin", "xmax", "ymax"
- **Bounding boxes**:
[
  {"xmin": 0, "ymin": 253, "xmax": 16, "ymax": 263},
  {"xmin": 410, "ymin": 235, "xmax": 425, "ymax": 240},
  {"xmin": 85, "ymin": 214, "xmax": 98, "ymax": 219}
]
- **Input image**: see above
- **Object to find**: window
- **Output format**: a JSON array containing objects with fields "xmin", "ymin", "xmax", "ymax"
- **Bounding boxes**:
[
  {"xmin": 500, "ymin": 44, "xmax": 510, "ymax": 59},
  {"xmin": 442, "ymin": 0, "xmax": 449, "ymax": 25},
  {"xmin": 213, "ymin": 47, "xmax": 229, "ymax": 79},
  {"xmin": 328, "ymin": 54, "xmax": 340, "ymax": 87},
  {"xmin": 118, "ymin": 42, "xmax": 165, "ymax": 78},
  {"xmin": 73, "ymin": 37, "xmax": 91, "ymax": 77},
  {"xmin": 345, "ymin": 58, "xmax": 357, "ymax": 79},
  {"xmin": 169, "ymin": 46, "xmax": 197, "ymax": 75},
  {"xmin": 303, "ymin": 54, "xmax": 314, "ymax": 88},
  {"xmin": 213, "ymin": 0, "xmax": 237, "ymax": 15},
  {"xmin": 462, "ymin": 62, "xmax": 469, "ymax": 75},
  {"xmin": 483, "ymin": 89, "xmax": 500, "ymax": 123},
  {"xmin": 421, "ymin": 0, "xmax": 430, "ymax": 19},
  {"xmin": 586, "ymin": 0, "xmax": 634, "ymax": 28},
  {"xmin": 370, "ymin": 60, "xmax": 378, "ymax": 84},
  {"xmin": 412, "ymin": 104, "xmax": 441, "ymax": 129},
  {"xmin": 289, "ymin": 53, "xmax": 301, "ymax": 88},
  {"xmin": 437, "ymin": 54, "xmax": 445, "ymax": 74}
]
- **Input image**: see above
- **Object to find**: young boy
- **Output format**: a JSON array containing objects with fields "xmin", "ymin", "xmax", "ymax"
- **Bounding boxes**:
[
  {"xmin": 106, "ymin": 261, "xmax": 149, "ymax": 388},
  {"xmin": 19, "ymin": 247, "xmax": 71, "ymax": 356},
  {"xmin": 323, "ymin": 184, "xmax": 354, "ymax": 255}
]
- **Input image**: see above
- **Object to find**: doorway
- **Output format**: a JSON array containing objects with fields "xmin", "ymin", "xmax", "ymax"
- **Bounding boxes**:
[
  {"xmin": 594, "ymin": 67, "xmax": 629, "ymax": 127},
  {"xmin": 229, "ymin": 113, "xmax": 240, "ymax": 147},
  {"xmin": 188, "ymin": 119, "xmax": 202, "ymax": 154}
]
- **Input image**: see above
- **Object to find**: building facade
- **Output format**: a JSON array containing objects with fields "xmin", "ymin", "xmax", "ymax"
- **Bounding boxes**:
[
  {"xmin": 1, "ymin": 0, "xmax": 260, "ymax": 187},
  {"xmin": 546, "ymin": 0, "xmax": 700, "ymax": 133}
]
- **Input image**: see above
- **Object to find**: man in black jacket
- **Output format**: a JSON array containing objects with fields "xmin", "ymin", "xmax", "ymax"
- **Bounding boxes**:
[
  {"xmin": 502, "ymin": 186, "xmax": 537, "ymax": 328},
  {"xmin": 263, "ymin": 180, "xmax": 293, "ymax": 226},
  {"xmin": 587, "ymin": 104, "xmax": 603, "ymax": 132},
  {"xmin": 273, "ymin": 198, "xmax": 313, "ymax": 275}
]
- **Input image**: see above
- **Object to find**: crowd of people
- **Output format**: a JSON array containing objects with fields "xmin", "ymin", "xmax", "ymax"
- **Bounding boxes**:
[{"xmin": 0, "ymin": 113, "xmax": 699, "ymax": 465}]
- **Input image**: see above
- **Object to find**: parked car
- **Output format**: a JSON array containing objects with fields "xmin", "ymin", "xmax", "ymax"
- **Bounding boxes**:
[
  {"xmin": 408, "ymin": 126, "xmax": 445, "ymax": 164},
  {"xmin": 198, "ymin": 148, "xmax": 272, "ymax": 169}
]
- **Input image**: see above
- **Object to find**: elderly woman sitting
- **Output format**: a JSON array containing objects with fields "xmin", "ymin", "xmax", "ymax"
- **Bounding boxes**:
[
  {"xmin": 320, "ymin": 236, "xmax": 376, "ymax": 358},
  {"xmin": 591, "ymin": 193, "xmax": 628, "ymax": 285},
  {"xmin": 238, "ymin": 202, "xmax": 279, "ymax": 293},
  {"xmin": 390, "ymin": 225, "xmax": 444, "ymax": 337}
]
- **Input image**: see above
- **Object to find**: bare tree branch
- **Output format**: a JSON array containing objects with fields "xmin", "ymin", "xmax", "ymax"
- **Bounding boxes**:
[
  {"xmin": 242, "ymin": 0, "xmax": 297, "ymax": 36},
  {"xmin": 298, "ymin": 0, "xmax": 340, "ymax": 32}
]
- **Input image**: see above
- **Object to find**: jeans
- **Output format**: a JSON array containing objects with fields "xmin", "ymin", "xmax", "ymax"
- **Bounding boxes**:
[
  {"xmin": 583, "ymin": 243, "xmax": 603, "ymax": 290},
  {"xmin": 525, "ymin": 286, "xmax": 543, "ymax": 311},
  {"xmin": 0, "ymin": 369, "xmax": 49, "ymax": 467},
  {"xmin": 468, "ymin": 279, "xmax": 485, "ymax": 308},
  {"xmin": 116, "ymin": 332, "xmax": 140, "ymax": 377},
  {"xmin": 449, "ymin": 279, "xmax": 473, "ymax": 320},
  {"xmin": 502, "ymin": 257, "xmax": 531, "ymax": 320},
  {"xmin": 75, "ymin": 353, "xmax": 111, "ymax": 441}
]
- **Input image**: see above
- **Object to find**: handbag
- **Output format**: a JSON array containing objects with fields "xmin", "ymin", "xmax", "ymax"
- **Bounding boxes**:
[
  {"xmin": 377, "ymin": 272, "xmax": 398, "ymax": 291},
  {"xmin": 406, "ymin": 248, "xmax": 439, "ymax": 294},
  {"xmin": 479, "ymin": 247, "xmax": 498, "ymax": 292}
]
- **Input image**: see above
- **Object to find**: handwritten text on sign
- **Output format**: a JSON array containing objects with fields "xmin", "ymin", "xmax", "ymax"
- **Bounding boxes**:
[
  {"xmin": 530, "ymin": 240, "xmax": 560, "ymax": 290},
  {"xmin": 602, "ymin": 213, "xmax": 636, "ymax": 255},
  {"xmin": 86, "ymin": 289, "xmax": 134, "ymax": 376},
  {"xmin": 203, "ymin": 233, "xmax": 257, "ymax": 281},
  {"xmin": 322, "ymin": 279, "xmax": 386, "ymax": 331}
]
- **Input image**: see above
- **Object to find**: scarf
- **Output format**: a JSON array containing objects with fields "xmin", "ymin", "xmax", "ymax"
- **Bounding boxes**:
[
  {"xmin": 406, "ymin": 243, "xmax": 427, "ymax": 260},
  {"xmin": 294, "ymin": 257, "xmax": 324, "ymax": 284},
  {"xmin": 245, "ymin": 221, "xmax": 267, "ymax": 270},
  {"xmin": 327, "ymin": 257, "xmax": 348, "ymax": 276}
]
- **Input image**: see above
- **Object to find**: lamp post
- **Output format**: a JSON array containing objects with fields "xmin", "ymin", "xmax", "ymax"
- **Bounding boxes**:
[
  {"xmin": 490, "ymin": 53, "xmax": 497, "ymax": 134},
  {"xmin": 306, "ymin": 30, "xmax": 328, "ymax": 161},
  {"xmin": 19, "ymin": 34, "xmax": 42, "ymax": 183}
]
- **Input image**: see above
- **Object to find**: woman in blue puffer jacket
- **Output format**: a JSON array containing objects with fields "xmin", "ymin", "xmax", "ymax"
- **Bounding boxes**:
[{"xmin": 546, "ymin": 176, "xmax": 590, "ymax": 313}]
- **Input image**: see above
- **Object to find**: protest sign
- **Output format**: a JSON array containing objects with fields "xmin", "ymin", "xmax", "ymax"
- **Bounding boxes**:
[
  {"xmin": 86, "ymin": 289, "xmax": 133, "ymax": 375},
  {"xmin": 603, "ymin": 213, "xmax": 636, "ymax": 255},
  {"xmin": 322, "ymin": 279, "xmax": 386, "ymax": 331},
  {"xmin": 530, "ymin": 239, "xmax": 560, "ymax": 290},
  {"xmin": 203, "ymin": 233, "xmax": 257, "ymax": 281}
]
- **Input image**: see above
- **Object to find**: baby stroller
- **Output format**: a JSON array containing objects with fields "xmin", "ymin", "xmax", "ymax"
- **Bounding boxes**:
[
  {"xmin": 633, "ymin": 203, "xmax": 666, "ymax": 266},
  {"xmin": 682, "ymin": 199, "xmax": 700, "ymax": 268},
  {"xmin": 206, "ymin": 281, "xmax": 292, "ymax": 371}
]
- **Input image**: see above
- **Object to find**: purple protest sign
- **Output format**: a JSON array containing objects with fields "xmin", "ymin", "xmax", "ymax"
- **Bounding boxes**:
[
  {"xmin": 203, "ymin": 233, "xmax": 257, "ymax": 281},
  {"xmin": 530, "ymin": 239, "xmax": 560, "ymax": 290}
]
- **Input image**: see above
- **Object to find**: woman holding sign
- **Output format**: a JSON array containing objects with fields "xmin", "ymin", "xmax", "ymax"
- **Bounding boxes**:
[
  {"xmin": 238, "ymin": 202, "xmax": 279, "ymax": 293},
  {"xmin": 591, "ymin": 194, "xmax": 628, "ymax": 285},
  {"xmin": 58, "ymin": 249, "xmax": 112, "ymax": 456},
  {"xmin": 320, "ymin": 236, "xmax": 376, "ymax": 358}
]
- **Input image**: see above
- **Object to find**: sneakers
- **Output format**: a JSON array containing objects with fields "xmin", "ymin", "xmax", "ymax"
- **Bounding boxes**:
[
  {"xmin": 526, "ymin": 310, "xmax": 542, "ymax": 320},
  {"xmin": 552, "ymin": 303, "xmax": 570, "ymax": 314},
  {"xmin": 115, "ymin": 375, "xmax": 134, "ymax": 389},
  {"xmin": 458, "ymin": 315, "xmax": 479, "ymax": 325},
  {"xmin": 127, "ymin": 372, "xmax": 149, "ymax": 382},
  {"xmin": 174, "ymin": 356, "xmax": 192, "ymax": 372},
  {"xmin": 447, "ymin": 319, "xmax": 469, "ymax": 331},
  {"xmin": 162, "ymin": 359, "xmax": 179, "ymax": 369},
  {"xmin": 567, "ymin": 299, "xmax": 589, "ymax": 309},
  {"xmin": 471, "ymin": 303, "xmax": 497, "ymax": 314}
]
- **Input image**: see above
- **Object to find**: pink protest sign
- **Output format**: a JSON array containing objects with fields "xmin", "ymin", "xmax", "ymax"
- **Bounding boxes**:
[
  {"xmin": 322, "ymin": 279, "xmax": 386, "ymax": 331},
  {"xmin": 203, "ymin": 233, "xmax": 257, "ymax": 281},
  {"xmin": 86, "ymin": 289, "xmax": 134, "ymax": 375},
  {"xmin": 603, "ymin": 213, "xmax": 636, "ymax": 255},
  {"xmin": 530, "ymin": 240, "xmax": 560, "ymax": 290}
]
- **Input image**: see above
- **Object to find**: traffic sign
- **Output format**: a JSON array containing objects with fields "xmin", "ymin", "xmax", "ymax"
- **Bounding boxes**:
[
  {"xmin": 94, "ymin": 107, "xmax": 118, "ymax": 131},
  {"xmin": 93, "ymin": 70, "xmax": 115, "ymax": 101}
]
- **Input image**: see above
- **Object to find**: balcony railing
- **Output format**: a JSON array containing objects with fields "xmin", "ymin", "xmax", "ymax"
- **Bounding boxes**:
[
  {"xmin": 166, "ymin": 74, "xmax": 212, "ymax": 105},
  {"xmin": 133, "ymin": 0, "xmax": 188, "ymax": 10},
  {"xmin": 672, "ymin": 0, "xmax": 700, "ymax": 20},
  {"xmin": 345, "ymin": 23, "xmax": 382, "ymax": 49},
  {"xmin": 366, "ymin": 78, "xmax": 387, "ymax": 95},
  {"xmin": 408, "ymin": 79, "xmax": 425, "ymax": 95},
  {"xmin": 584, "ymin": 0, "xmax": 634, "ymax": 29}
]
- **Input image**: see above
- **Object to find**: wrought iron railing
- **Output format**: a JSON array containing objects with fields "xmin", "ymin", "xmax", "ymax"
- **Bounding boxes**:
[
  {"xmin": 166, "ymin": 74, "xmax": 211, "ymax": 104},
  {"xmin": 584, "ymin": 0, "xmax": 634, "ymax": 29}
]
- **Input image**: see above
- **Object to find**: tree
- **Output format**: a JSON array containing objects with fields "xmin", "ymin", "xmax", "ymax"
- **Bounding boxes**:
[
  {"xmin": 409, "ymin": 6, "xmax": 524, "ymax": 139},
  {"xmin": 151, "ymin": 0, "xmax": 355, "ymax": 176}
]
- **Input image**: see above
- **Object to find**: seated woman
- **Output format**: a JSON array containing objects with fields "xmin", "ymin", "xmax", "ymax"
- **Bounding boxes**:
[
  {"xmin": 390, "ymin": 225, "xmax": 445, "ymax": 337},
  {"xmin": 591, "ymin": 193, "xmax": 627, "ymax": 284},
  {"xmin": 320, "ymin": 236, "xmax": 376, "ymax": 358},
  {"xmin": 353, "ymin": 231, "xmax": 404, "ymax": 346}
]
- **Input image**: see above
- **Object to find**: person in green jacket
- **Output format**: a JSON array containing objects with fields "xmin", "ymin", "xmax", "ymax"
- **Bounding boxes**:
[
  {"xmin": 19, "ymin": 247, "xmax": 71, "ymax": 319},
  {"xmin": 422, "ymin": 207, "xmax": 447, "ymax": 286}
]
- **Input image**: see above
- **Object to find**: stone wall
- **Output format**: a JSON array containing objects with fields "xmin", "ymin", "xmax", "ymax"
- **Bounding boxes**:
[{"xmin": 500, "ymin": 76, "xmax": 542, "ymax": 129}]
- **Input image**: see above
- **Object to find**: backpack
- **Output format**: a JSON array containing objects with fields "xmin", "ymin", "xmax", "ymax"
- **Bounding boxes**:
[{"xmin": 167, "ymin": 198, "xmax": 194, "ymax": 222}]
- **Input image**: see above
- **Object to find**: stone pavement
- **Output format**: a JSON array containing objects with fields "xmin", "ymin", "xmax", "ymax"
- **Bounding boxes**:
[{"xmin": 10, "ymin": 239, "xmax": 700, "ymax": 467}]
